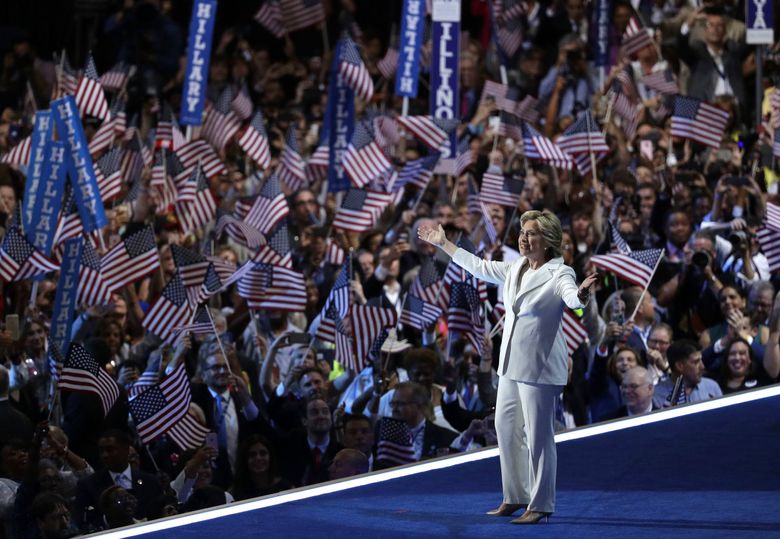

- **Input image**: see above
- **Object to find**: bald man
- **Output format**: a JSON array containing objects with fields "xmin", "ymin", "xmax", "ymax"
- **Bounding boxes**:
[{"xmin": 328, "ymin": 449, "xmax": 369, "ymax": 480}]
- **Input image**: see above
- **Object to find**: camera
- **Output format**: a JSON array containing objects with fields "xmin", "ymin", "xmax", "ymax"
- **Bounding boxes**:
[
  {"xmin": 728, "ymin": 230, "xmax": 749, "ymax": 250},
  {"xmin": 691, "ymin": 250, "xmax": 711, "ymax": 268}
]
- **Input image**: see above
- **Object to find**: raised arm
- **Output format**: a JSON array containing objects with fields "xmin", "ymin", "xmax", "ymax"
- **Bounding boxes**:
[
  {"xmin": 555, "ymin": 266, "xmax": 598, "ymax": 310},
  {"xmin": 417, "ymin": 223, "xmax": 513, "ymax": 286}
]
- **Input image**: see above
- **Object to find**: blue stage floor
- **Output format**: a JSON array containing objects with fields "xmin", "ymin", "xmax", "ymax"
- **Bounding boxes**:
[{"xmin": 99, "ymin": 388, "xmax": 780, "ymax": 538}]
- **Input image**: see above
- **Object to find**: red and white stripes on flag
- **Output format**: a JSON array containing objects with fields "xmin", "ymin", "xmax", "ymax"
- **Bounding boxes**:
[
  {"xmin": 1, "ymin": 136, "xmax": 32, "ymax": 166},
  {"xmin": 101, "ymin": 225, "xmax": 160, "ymax": 292},
  {"xmin": 339, "ymin": 36, "xmax": 374, "ymax": 102},
  {"xmin": 168, "ymin": 412, "xmax": 210, "ymax": 450},
  {"xmin": 143, "ymin": 274, "xmax": 194, "ymax": 343},
  {"xmin": 237, "ymin": 262, "xmax": 308, "ymax": 311},
  {"xmin": 396, "ymin": 116, "xmax": 458, "ymax": 152},
  {"xmin": 78, "ymin": 240, "xmax": 112, "ymax": 306},
  {"xmin": 88, "ymin": 117, "xmax": 117, "ymax": 156},
  {"xmin": 0, "ymin": 225, "xmax": 59, "ymax": 282},
  {"xmin": 279, "ymin": 126, "xmax": 307, "ymax": 191},
  {"xmin": 332, "ymin": 188, "xmax": 394, "ymax": 232},
  {"xmin": 94, "ymin": 146, "xmax": 123, "ymax": 203},
  {"xmin": 621, "ymin": 16, "xmax": 654, "ymax": 57},
  {"xmin": 176, "ymin": 140, "xmax": 227, "ymax": 179},
  {"xmin": 765, "ymin": 202, "xmax": 780, "ymax": 232},
  {"xmin": 238, "ymin": 111, "xmax": 271, "ymax": 169},
  {"xmin": 377, "ymin": 46, "xmax": 399, "ymax": 79},
  {"xmin": 400, "ymin": 294, "xmax": 442, "ymax": 331},
  {"xmin": 175, "ymin": 166, "xmax": 217, "ymax": 233},
  {"xmin": 343, "ymin": 121, "xmax": 393, "ymax": 188},
  {"xmin": 59, "ymin": 343, "xmax": 120, "ymax": 416},
  {"xmin": 98, "ymin": 62, "xmax": 129, "ymax": 92},
  {"xmin": 215, "ymin": 210, "xmax": 266, "ymax": 249},
  {"xmin": 254, "ymin": 0, "xmax": 285, "ymax": 37},
  {"xmin": 201, "ymin": 98, "xmax": 241, "ymax": 152},
  {"xmin": 562, "ymin": 309, "xmax": 588, "ymax": 355},
  {"xmin": 244, "ymin": 173, "xmax": 289, "ymax": 234},
  {"xmin": 757, "ymin": 227, "xmax": 780, "ymax": 273},
  {"xmin": 670, "ymin": 96, "xmax": 729, "ymax": 149},
  {"xmin": 129, "ymin": 362, "xmax": 192, "ymax": 444},
  {"xmin": 348, "ymin": 305, "xmax": 397, "ymax": 372},
  {"xmin": 326, "ymin": 238, "xmax": 346, "ymax": 265},
  {"xmin": 480, "ymin": 169, "xmax": 523, "ymax": 208},
  {"xmin": 75, "ymin": 53, "xmax": 109, "ymax": 120},
  {"xmin": 590, "ymin": 248, "xmax": 663, "ymax": 289}
]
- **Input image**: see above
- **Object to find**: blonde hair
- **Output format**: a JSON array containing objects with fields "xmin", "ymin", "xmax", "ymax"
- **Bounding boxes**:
[{"xmin": 520, "ymin": 210, "xmax": 563, "ymax": 260}]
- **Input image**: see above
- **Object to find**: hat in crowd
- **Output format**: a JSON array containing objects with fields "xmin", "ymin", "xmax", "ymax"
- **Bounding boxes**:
[{"xmin": 380, "ymin": 329, "xmax": 412, "ymax": 354}]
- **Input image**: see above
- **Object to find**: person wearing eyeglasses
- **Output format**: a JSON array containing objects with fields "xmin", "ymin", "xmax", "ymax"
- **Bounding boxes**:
[
  {"xmin": 419, "ymin": 210, "xmax": 597, "ymax": 525},
  {"xmin": 613, "ymin": 366, "xmax": 658, "ymax": 419}
]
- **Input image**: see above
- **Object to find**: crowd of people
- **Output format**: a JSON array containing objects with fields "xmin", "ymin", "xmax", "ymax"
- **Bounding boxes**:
[{"xmin": 0, "ymin": 0, "xmax": 778, "ymax": 536}]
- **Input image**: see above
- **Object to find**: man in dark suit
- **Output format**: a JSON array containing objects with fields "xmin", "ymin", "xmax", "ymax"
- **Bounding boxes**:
[
  {"xmin": 611, "ymin": 367, "xmax": 659, "ymax": 419},
  {"xmin": 190, "ymin": 347, "xmax": 271, "ymax": 489},
  {"xmin": 389, "ymin": 382, "xmax": 457, "ymax": 460},
  {"xmin": 677, "ymin": 8, "xmax": 749, "ymax": 117},
  {"xmin": 0, "ymin": 366, "xmax": 33, "ymax": 447},
  {"xmin": 73, "ymin": 429, "xmax": 162, "ymax": 533},
  {"xmin": 279, "ymin": 397, "xmax": 342, "ymax": 486},
  {"xmin": 536, "ymin": 0, "xmax": 589, "ymax": 66}
]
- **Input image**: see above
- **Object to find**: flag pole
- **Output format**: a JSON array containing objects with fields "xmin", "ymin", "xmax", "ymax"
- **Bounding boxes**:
[
  {"xmin": 586, "ymin": 113, "xmax": 599, "ymax": 187},
  {"xmin": 488, "ymin": 313, "xmax": 504, "ymax": 339},
  {"xmin": 205, "ymin": 306, "xmax": 234, "ymax": 376},
  {"xmin": 501, "ymin": 205, "xmax": 519, "ymax": 246},
  {"xmin": 628, "ymin": 248, "xmax": 664, "ymax": 322}
]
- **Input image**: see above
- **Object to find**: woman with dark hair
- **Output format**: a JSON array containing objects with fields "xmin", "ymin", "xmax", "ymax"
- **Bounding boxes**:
[
  {"xmin": 718, "ymin": 338, "xmax": 770, "ymax": 395},
  {"xmin": 230, "ymin": 435, "xmax": 291, "ymax": 501}
]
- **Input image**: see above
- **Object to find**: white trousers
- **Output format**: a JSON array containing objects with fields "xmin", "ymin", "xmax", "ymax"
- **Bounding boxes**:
[{"xmin": 494, "ymin": 376, "xmax": 562, "ymax": 513}]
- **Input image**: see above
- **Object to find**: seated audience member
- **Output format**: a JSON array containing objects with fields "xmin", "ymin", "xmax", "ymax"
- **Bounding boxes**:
[
  {"xmin": 341, "ymin": 414, "xmax": 375, "ymax": 468},
  {"xmin": 328, "ymin": 449, "xmax": 369, "ymax": 480},
  {"xmin": 280, "ymin": 397, "xmax": 342, "ymax": 487},
  {"xmin": 717, "ymin": 338, "xmax": 771, "ymax": 394},
  {"xmin": 654, "ymin": 341, "xmax": 723, "ymax": 408},
  {"xmin": 30, "ymin": 492, "xmax": 74, "ymax": 539},
  {"xmin": 613, "ymin": 367, "xmax": 658, "ymax": 418},
  {"xmin": 73, "ymin": 430, "xmax": 162, "ymax": 533},
  {"xmin": 589, "ymin": 346, "xmax": 645, "ymax": 422},
  {"xmin": 169, "ymin": 446, "xmax": 223, "ymax": 504},
  {"xmin": 98, "ymin": 486, "xmax": 138, "ymax": 530},
  {"xmin": 230, "ymin": 435, "xmax": 291, "ymax": 501}
]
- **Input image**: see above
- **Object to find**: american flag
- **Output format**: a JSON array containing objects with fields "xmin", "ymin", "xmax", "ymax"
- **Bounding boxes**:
[
  {"xmin": 306, "ymin": 143, "xmax": 329, "ymax": 183},
  {"xmin": 376, "ymin": 417, "xmax": 416, "ymax": 466},
  {"xmin": 255, "ymin": 0, "xmax": 285, "ymax": 37},
  {"xmin": 621, "ymin": 16, "xmax": 654, "ymax": 57},
  {"xmin": 215, "ymin": 209, "xmax": 266, "ymax": 249},
  {"xmin": 94, "ymin": 146, "xmax": 122, "ymax": 203},
  {"xmin": 562, "ymin": 309, "xmax": 588, "ymax": 355},
  {"xmin": 54, "ymin": 50, "xmax": 78, "ymax": 97},
  {"xmin": 77, "ymin": 240, "xmax": 111, "ymax": 306},
  {"xmin": 479, "ymin": 201, "xmax": 498, "ymax": 245},
  {"xmin": 172, "ymin": 304, "xmax": 214, "ymax": 337},
  {"xmin": 591, "ymin": 248, "xmax": 663, "ymax": 288},
  {"xmin": 765, "ymin": 201, "xmax": 780, "ymax": 232},
  {"xmin": 176, "ymin": 163, "xmax": 199, "ymax": 203},
  {"xmin": 409, "ymin": 257, "xmax": 445, "ymax": 307},
  {"xmin": 480, "ymin": 169, "xmax": 522, "ymax": 208},
  {"xmin": 129, "ymin": 362, "xmax": 193, "ymax": 444},
  {"xmin": 252, "ymin": 221, "xmax": 293, "ymax": 268},
  {"xmin": 448, "ymin": 281, "xmax": 485, "ymax": 354},
  {"xmin": 514, "ymin": 94, "xmax": 540, "ymax": 123},
  {"xmin": 455, "ymin": 137, "xmax": 476, "ymax": 176},
  {"xmin": 392, "ymin": 153, "xmax": 440, "ymax": 192},
  {"xmin": 326, "ymin": 238, "xmax": 346, "ymax": 265},
  {"xmin": 490, "ymin": 0, "xmax": 524, "ymax": 60},
  {"xmin": 400, "ymin": 294, "xmax": 442, "ymax": 331},
  {"xmin": 339, "ymin": 36, "xmax": 374, "ymax": 102},
  {"xmin": 396, "ymin": 116, "xmax": 458, "ymax": 151},
  {"xmin": 670, "ymin": 96, "xmax": 729, "ymax": 149},
  {"xmin": 231, "ymin": 83, "xmax": 253, "ymax": 120},
  {"xmin": 127, "ymin": 353, "xmax": 162, "ymax": 398},
  {"xmin": 608, "ymin": 220, "xmax": 631, "ymax": 255},
  {"xmin": 518, "ymin": 120, "xmax": 572, "ymax": 169},
  {"xmin": 348, "ymin": 305, "xmax": 397, "ymax": 372},
  {"xmin": 756, "ymin": 227, "xmax": 780, "ymax": 273},
  {"xmin": 59, "ymin": 343, "xmax": 119, "ymax": 416},
  {"xmin": 89, "ymin": 116, "xmax": 117, "ymax": 156},
  {"xmin": 774, "ymin": 129, "xmax": 780, "ymax": 159},
  {"xmin": 769, "ymin": 88, "xmax": 780, "ymax": 130},
  {"xmin": 556, "ymin": 110, "xmax": 609, "ymax": 176},
  {"xmin": 374, "ymin": 114, "xmax": 402, "ymax": 153},
  {"xmin": 110, "ymin": 95, "xmax": 127, "ymax": 138},
  {"xmin": 143, "ymin": 274, "xmax": 194, "ymax": 342},
  {"xmin": 75, "ymin": 53, "xmax": 109, "ymax": 120},
  {"xmin": 101, "ymin": 225, "xmax": 160, "ymax": 292},
  {"xmin": 497, "ymin": 110, "xmax": 523, "ymax": 140},
  {"xmin": 283, "ymin": 0, "xmax": 325, "ymax": 32},
  {"xmin": 238, "ymin": 262, "xmax": 307, "ymax": 311},
  {"xmin": 332, "ymin": 188, "xmax": 393, "ymax": 232},
  {"xmin": 167, "ymin": 411, "xmax": 210, "ymax": 450},
  {"xmin": 343, "ymin": 120, "xmax": 393, "ymax": 188},
  {"xmin": 608, "ymin": 81, "xmax": 640, "ymax": 140},
  {"xmin": 238, "ymin": 110, "xmax": 271, "ymax": 169},
  {"xmin": 0, "ymin": 135, "xmax": 31, "ymax": 166},
  {"xmin": 481, "ymin": 80, "xmax": 510, "ymax": 110},
  {"xmin": 311, "ymin": 260, "xmax": 351, "ymax": 343},
  {"xmin": 466, "ymin": 176, "xmax": 481, "ymax": 214},
  {"xmin": 642, "ymin": 68, "xmax": 678, "ymax": 95},
  {"xmin": 175, "ymin": 165, "xmax": 217, "ymax": 233},
  {"xmin": 155, "ymin": 104, "xmax": 177, "ymax": 150},
  {"xmin": 245, "ymin": 172, "xmax": 290, "ymax": 234},
  {"xmin": 377, "ymin": 45, "xmax": 399, "ymax": 79},
  {"xmin": 279, "ymin": 125, "xmax": 307, "ymax": 191},
  {"xmin": 171, "ymin": 244, "xmax": 238, "ymax": 291},
  {"xmin": 0, "ymin": 225, "xmax": 58, "ymax": 282},
  {"xmin": 202, "ymin": 89, "xmax": 241, "ymax": 152},
  {"xmin": 176, "ymin": 139, "xmax": 227, "ymax": 179},
  {"xmin": 98, "ymin": 62, "xmax": 129, "ymax": 92}
]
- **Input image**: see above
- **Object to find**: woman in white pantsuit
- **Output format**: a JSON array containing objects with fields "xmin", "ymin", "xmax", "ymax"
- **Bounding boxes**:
[{"xmin": 419, "ymin": 210, "xmax": 597, "ymax": 525}]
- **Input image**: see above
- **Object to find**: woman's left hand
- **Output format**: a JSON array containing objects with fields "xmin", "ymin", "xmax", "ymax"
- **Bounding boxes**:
[{"xmin": 578, "ymin": 272, "xmax": 599, "ymax": 300}]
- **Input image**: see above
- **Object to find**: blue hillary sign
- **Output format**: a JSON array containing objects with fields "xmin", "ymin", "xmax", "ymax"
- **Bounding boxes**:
[
  {"xmin": 327, "ymin": 39, "xmax": 355, "ymax": 193},
  {"xmin": 430, "ymin": 0, "xmax": 460, "ymax": 159},
  {"xmin": 27, "ymin": 141, "xmax": 66, "ymax": 256},
  {"xmin": 595, "ymin": 0, "xmax": 611, "ymax": 67},
  {"xmin": 51, "ymin": 96, "xmax": 107, "ymax": 233},
  {"xmin": 746, "ymin": 0, "xmax": 773, "ymax": 44},
  {"xmin": 180, "ymin": 0, "xmax": 218, "ymax": 125},
  {"xmin": 22, "ymin": 111, "xmax": 53, "ymax": 234},
  {"xmin": 395, "ymin": 0, "xmax": 425, "ymax": 98},
  {"xmin": 50, "ymin": 237, "xmax": 83, "ymax": 359}
]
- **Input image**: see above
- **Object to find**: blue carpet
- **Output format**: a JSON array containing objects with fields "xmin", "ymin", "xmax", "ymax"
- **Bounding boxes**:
[{"xmin": 138, "ymin": 394, "xmax": 780, "ymax": 538}]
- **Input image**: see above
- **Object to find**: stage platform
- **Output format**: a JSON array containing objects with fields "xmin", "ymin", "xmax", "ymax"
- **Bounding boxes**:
[{"xmin": 92, "ymin": 385, "xmax": 780, "ymax": 538}]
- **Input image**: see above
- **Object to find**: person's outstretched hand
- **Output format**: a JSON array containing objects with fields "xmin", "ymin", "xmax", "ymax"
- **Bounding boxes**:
[{"xmin": 418, "ymin": 223, "xmax": 446, "ymax": 247}]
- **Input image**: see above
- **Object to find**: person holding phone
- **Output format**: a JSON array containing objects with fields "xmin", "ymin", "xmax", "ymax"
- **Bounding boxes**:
[{"xmin": 419, "ymin": 210, "xmax": 597, "ymax": 525}]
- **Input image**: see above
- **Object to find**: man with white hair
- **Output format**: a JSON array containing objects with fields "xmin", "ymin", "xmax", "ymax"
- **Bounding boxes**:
[{"xmin": 614, "ymin": 367, "xmax": 658, "ymax": 418}]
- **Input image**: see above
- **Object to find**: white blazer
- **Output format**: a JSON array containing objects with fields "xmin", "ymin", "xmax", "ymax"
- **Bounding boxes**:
[{"xmin": 452, "ymin": 248, "xmax": 584, "ymax": 386}]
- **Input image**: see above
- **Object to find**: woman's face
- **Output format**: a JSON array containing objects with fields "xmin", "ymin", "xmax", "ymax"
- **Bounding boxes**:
[
  {"xmin": 25, "ymin": 323, "xmax": 46, "ymax": 353},
  {"xmin": 104, "ymin": 325, "xmax": 122, "ymax": 356},
  {"xmin": 195, "ymin": 460, "xmax": 213, "ymax": 488},
  {"xmin": 615, "ymin": 351, "xmax": 638, "ymax": 376},
  {"xmin": 518, "ymin": 220, "xmax": 546, "ymax": 261},
  {"xmin": 727, "ymin": 342, "xmax": 750, "ymax": 377},
  {"xmin": 561, "ymin": 232, "xmax": 574, "ymax": 266},
  {"xmin": 248, "ymin": 442, "xmax": 270, "ymax": 475},
  {"xmin": 719, "ymin": 287, "xmax": 744, "ymax": 316}
]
